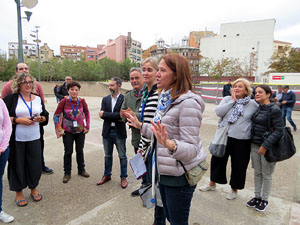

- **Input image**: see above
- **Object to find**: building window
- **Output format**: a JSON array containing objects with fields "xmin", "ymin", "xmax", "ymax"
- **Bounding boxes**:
[
  {"xmin": 222, "ymin": 50, "xmax": 226, "ymax": 52},
  {"xmin": 223, "ymin": 35, "xmax": 226, "ymax": 37},
  {"xmin": 252, "ymin": 47, "xmax": 255, "ymax": 50},
  {"xmin": 236, "ymin": 34, "xmax": 240, "ymax": 36}
]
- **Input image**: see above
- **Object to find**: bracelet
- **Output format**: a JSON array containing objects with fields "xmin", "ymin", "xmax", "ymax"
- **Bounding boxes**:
[{"xmin": 13, "ymin": 117, "xmax": 17, "ymax": 124}]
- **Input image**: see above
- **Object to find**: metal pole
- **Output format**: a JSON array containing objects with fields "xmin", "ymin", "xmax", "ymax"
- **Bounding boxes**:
[
  {"xmin": 16, "ymin": 0, "xmax": 24, "ymax": 62},
  {"xmin": 36, "ymin": 27, "xmax": 41, "ymax": 82}
]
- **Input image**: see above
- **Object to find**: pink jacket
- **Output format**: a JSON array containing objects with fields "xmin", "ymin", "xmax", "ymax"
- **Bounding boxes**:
[
  {"xmin": 142, "ymin": 91, "xmax": 207, "ymax": 176},
  {"xmin": 0, "ymin": 99, "xmax": 12, "ymax": 152}
]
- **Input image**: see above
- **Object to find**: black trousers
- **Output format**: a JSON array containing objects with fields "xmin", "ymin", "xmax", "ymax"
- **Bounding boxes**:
[
  {"xmin": 210, "ymin": 137, "xmax": 251, "ymax": 189},
  {"xmin": 62, "ymin": 131, "xmax": 86, "ymax": 175},
  {"xmin": 9, "ymin": 139, "xmax": 42, "ymax": 191}
]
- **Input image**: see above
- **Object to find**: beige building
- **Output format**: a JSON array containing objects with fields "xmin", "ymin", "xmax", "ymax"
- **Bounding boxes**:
[
  {"xmin": 40, "ymin": 43, "xmax": 54, "ymax": 62},
  {"xmin": 189, "ymin": 30, "xmax": 216, "ymax": 48},
  {"xmin": 8, "ymin": 40, "xmax": 36, "ymax": 59},
  {"xmin": 150, "ymin": 37, "xmax": 201, "ymax": 77},
  {"xmin": 273, "ymin": 40, "xmax": 292, "ymax": 54}
]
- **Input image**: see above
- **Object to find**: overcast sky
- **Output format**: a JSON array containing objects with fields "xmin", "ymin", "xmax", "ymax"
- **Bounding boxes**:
[{"xmin": 1, "ymin": 0, "xmax": 300, "ymax": 56}]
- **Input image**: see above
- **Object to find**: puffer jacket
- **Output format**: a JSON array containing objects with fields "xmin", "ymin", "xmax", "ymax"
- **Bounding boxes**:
[
  {"xmin": 141, "ymin": 90, "xmax": 207, "ymax": 176},
  {"xmin": 251, "ymin": 103, "xmax": 283, "ymax": 151}
]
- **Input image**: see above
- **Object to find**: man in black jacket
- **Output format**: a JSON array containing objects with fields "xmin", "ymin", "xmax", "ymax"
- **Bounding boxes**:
[
  {"xmin": 279, "ymin": 85, "xmax": 297, "ymax": 131},
  {"xmin": 222, "ymin": 79, "xmax": 232, "ymax": 97},
  {"xmin": 55, "ymin": 76, "xmax": 72, "ymax": 101},
  {"xmin": 97, "ymin": 77, "xmax": 128, "ymax": 188}
]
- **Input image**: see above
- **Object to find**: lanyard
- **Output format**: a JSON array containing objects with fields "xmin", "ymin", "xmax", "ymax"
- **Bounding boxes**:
[
  {"xmin": 140, "ymin": 89, "xmax": 150, "ymax": 122},
  {"xmin": 69, "ymin": 97, "xmax": 79, "ymax": 118},
  {"xmin": 19, "ymin": 93, "xmax": 32, "ymax": 117}
]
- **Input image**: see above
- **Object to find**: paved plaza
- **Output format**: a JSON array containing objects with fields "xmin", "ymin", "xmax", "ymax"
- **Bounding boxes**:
[{"xmin": 2, "ymin": 96, "xmax": 300, "ymax": 225}]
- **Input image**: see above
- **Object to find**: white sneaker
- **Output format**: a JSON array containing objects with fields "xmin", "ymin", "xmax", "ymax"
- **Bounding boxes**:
[
  {"xmin": 199, "ymin": 184, "xmax": 216, "ymax": 192},
  {"xmin": 0, "ymin": 211, "xmax": 15, "ymax": 223},
  {"xmin": 226, "ymin": 190, "xmax": 237, "ymax": 200}
]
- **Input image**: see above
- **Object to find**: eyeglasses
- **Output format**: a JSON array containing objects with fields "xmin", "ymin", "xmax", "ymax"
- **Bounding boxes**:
[
  {"xmin": 66, "ymin": 78, "xmax": 72, "ymax": 80},
  {"xmin": 21, "ymin": 81, "xmax": 33, "ymax": 85}
]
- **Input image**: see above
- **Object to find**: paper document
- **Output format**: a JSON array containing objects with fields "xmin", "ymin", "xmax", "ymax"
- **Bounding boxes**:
[{"xmin": 129, "ymin": 153, "xmax": 147, "ymax": 180}]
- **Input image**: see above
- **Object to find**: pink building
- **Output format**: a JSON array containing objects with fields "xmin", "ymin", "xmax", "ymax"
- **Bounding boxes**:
[{"xmin": 98, "ymin": 35, "xmax": 127, "ymax": 62}]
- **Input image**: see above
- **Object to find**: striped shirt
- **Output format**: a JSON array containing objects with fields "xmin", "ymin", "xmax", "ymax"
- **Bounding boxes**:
[{"xmin": 138, "ymin": 85, "xmax": 159, "ymax": 155}]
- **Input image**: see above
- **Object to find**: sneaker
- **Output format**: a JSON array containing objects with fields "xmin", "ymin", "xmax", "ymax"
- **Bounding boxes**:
[
  {"xmin": 63, "ymin": 174, "xmax": 71, "ymax": 183},
  {"xmin": 246, "ymin": 197, "xmax": 261, "ymax": 208},
  {"xmin": 42, "ymin": 166, "xmax": 54, "ymax": 175},
  {"xmin": 226, "ymin": 190, "xmax": 237, "ymax": 200},
  {"xmin": 0, "ymin": 211, "xmax": 15, "ymax": 223},
  {"xmin": 78, "ymin": 170, "xmax": 90, "ymax": 178},
  {"xmin": 255, "ymin": 199, "xmax": 268, "ymax": 212},
  {"xmin": 199, "ymin": 184, "xmax": 216, "ymax": 192},
  {"xmin": 131, "ymin": 189, "xmax": 140, "ymax": 197}
]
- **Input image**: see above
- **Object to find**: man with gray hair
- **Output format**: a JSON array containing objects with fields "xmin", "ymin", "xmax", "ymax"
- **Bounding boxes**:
[
  {"xmin": 97, "ymin": 77, "xmax": 128, "ymax": 188},
  {"xmin": 120, "ymin": 68, "xmax": 145, "ymax": 196}
]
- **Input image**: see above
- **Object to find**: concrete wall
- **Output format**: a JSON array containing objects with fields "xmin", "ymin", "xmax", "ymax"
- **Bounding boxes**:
[
  {"xmin": 195, "ymin": 83, "xmax": 300, "ymax": 110},
  {"xmin": 0, "ymin": 81, "xmax": 130, "ymax": 98}
]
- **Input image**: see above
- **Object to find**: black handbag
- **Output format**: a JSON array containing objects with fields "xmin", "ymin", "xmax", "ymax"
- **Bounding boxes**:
[{"xmin": 263, "ymin": 109, "xmax": 296, "ymax": 163}]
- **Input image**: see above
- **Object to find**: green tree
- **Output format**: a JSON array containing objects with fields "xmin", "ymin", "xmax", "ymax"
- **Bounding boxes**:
[
  {"xmin": 0, "ymin": 53, "xmax": 17, "ymax": 81},
  {"xmin": 99, "ymin": 57, "xmax": 120, "ymax": 80},
  {"xmin": 119, "ymin": 58, "xmax": 138, "ymax": 81},
  {"xmin": 268, "ymin": 47, "xmax": 300, "ymax": 73}
]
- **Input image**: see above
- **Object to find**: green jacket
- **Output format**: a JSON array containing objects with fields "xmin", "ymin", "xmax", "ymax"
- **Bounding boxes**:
[{"xmin": 121, "ymin": 88, "xmax": 143, "ymax": 149}]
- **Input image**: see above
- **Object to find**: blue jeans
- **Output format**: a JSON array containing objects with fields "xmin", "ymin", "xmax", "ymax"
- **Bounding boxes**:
[
  {"xmin": 0, "ymin": 148, "xmax": 10, "ymax": 212},
  {"xmin": 282, "ymin": 106, "xmax": 296, "ymax": 129},
  {"xmin": 159, "ymin": 183, "xmax": 195, "ymax": 225},
  {"xmin": 103, "ymin": 130, "xmax": 127, "ymax": 178}
]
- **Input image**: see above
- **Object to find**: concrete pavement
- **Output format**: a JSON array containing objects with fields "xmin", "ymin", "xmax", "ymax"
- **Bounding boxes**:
[{"xmin": 2, "ymin": 96, "xmax": 300, "ymax": 225}]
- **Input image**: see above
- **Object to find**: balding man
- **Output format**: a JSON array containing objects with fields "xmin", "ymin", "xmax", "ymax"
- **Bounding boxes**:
[
  {"xmin": 55, "ymin": 76, "xmax": 72, "ymax": 101},
  {"xmin": 1, "ymin": 62, "xmax": 53, "ymax": 174},
  {"xmin": 1, "ymin": 63, "xmax": 45, "ymax": 101}
]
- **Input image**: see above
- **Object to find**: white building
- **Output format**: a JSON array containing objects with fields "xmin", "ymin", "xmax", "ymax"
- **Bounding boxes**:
[
  {"xmin": 200, "ymin": 19, "xmax": 276, "ymax": 82},
  {"xmin": 8, "ymin": 40, "xmax": 36, "ymax": 59}
]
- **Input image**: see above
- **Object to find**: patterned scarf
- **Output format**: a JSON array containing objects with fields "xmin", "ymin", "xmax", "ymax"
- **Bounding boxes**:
[
  {"xmin": 153, "ymin": 89, "xmax": 174, "ymax": 124},
  {"xmin": 227, "ymin": 96, "xmax": 250, "ymax": 124}
]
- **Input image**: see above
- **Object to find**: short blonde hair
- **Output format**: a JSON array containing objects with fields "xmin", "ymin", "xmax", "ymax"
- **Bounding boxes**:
[
  {"xmin": 231, "ymin": 78, "xmax": 252, "ymax": 97},
  {"xmin": 142, "ymin": 57, "xmax": 159, "ymax": 71},
  {"xmin": 11, "ymin": 73, "xmax": 36, "ymax": 93}
]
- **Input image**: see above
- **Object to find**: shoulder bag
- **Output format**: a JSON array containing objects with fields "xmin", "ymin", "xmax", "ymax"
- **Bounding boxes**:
[
  {"xmin": 179, "ymin": 160, "xmax": 209, "ymax": 186},
  {"xmin": 263, "ymin": 108, "xmax": 296, "ymax": 162},
  {"xmin": 209, "ymin": 122, "xmax": 229, "ymax": 157}
]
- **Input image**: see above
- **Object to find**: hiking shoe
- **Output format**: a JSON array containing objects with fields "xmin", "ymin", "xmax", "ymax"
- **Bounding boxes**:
[
  {"xmin": 226, "ymin": 190, "xmax": 237, "ymax": 200},
  {"xmin": 63, "ymin": 174, "xmax": 71, "ymax": 183},
  {"xmin": 0, "ymin": 211, "xmax": 15, "ymax": 223},
  {"xmin": 78, "ymin": 170, "xmax": 90, "ymax": 178},
  {"xmin": 199, "ymin": 184, "xmax": 216, "ymax": 192},
  {"xmin": 42, "ymin": 166, "xmax": 54, "ymax": 175},
  {"xmin": 131, "ymin": 189, "xmax": 140, "ymax": 197},
  {"xmin": 246, "ymin": 197, "xmax": 261, "ymax": 208},
  {"xmin": 255, "ymin": 199, "xmax": 268, "ymax": 212}
]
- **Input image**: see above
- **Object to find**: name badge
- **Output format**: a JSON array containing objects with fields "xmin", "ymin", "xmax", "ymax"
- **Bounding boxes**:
[{"xmin": 73, "ymin": 121, "xmax": 78, "ymax": 127}]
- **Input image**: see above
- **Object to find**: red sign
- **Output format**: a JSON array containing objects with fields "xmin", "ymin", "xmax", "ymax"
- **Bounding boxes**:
[{"xmin": 272, "ymin": 76, "xmax": 285, "ymax": 80}]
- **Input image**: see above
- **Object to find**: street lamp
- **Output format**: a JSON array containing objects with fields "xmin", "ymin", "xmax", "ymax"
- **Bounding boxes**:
[
  {"xmin": 30, "ymin": 26, "xmax": 41, "ymax": 82},
  {"xmin": 15, "ymin": 0, "xmax": 38, "ymax": 63}
]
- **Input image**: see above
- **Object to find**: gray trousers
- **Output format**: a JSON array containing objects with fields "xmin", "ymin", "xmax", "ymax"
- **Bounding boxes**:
[{"xmin": 251, "ymin": 143, "xmax": 276, "ymax": 201}]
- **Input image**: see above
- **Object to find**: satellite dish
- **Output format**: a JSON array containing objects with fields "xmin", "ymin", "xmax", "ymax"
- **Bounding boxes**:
[{"xmin": 21, "ymin": 0, "xmax": 38, "ymax": 9}]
